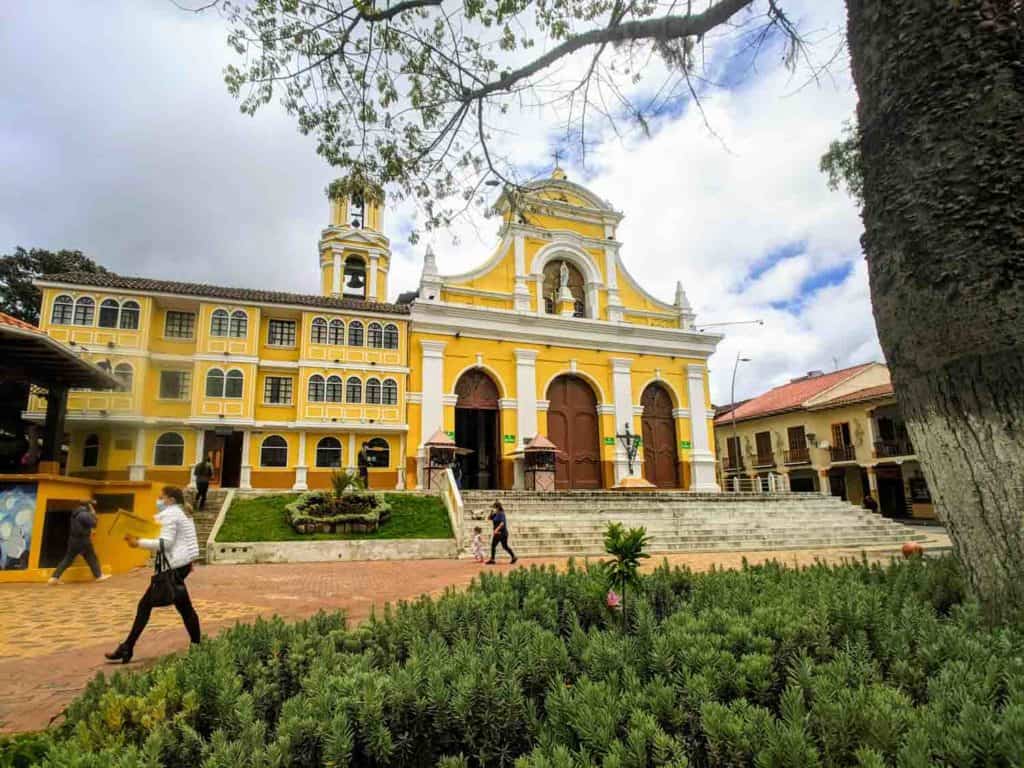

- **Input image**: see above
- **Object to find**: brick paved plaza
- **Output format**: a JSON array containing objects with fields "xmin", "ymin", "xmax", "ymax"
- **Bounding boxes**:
[{"xmin": 0, "ymin": 543, "xmax": 947, "ymax": 734}]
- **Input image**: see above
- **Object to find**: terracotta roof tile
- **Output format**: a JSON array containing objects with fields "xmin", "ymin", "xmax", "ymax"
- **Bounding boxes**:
[
  {"xmin": 38, "ymin": 272, "xmax": 410, "ymax": 315},
  {"xmin": 0, "ymin": 312, "xmax": 43, "ymax": 334},
  {"xmin": 714, "ymin": 364, "xmax": 874, "ymax": 425},
  {"xmin": 811, "ymin": 382, "xmax": 895, "ymax": 409}
]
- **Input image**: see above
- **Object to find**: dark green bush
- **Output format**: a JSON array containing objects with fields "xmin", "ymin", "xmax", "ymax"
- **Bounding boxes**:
[{"xmin": 21, "ymin": 555, "xmax": 1024, "ymax": 767}]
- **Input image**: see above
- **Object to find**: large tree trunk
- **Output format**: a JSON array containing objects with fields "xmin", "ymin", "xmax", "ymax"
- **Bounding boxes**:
[{"xmin": 846, "ymin": 0, "xmax": 1024, "ymax": 616}]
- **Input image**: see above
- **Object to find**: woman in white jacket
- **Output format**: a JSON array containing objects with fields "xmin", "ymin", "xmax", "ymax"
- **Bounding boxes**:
[{"xmin": 105, "ymin": 485, "xmax": 201, "ymax": 663}]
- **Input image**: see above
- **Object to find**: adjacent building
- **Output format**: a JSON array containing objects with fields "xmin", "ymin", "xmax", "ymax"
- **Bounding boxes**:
[
  {"xmin": 714, "ymin": 362, "xmax": 934, "ymax": 518},
  {"xmin": 26, "ymin": 166, "xmax": 722, "ymax": 491}
]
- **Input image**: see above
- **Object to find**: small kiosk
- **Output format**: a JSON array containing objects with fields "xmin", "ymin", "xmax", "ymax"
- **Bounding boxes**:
[
  {"xmin": 523, "ymin": 435, "xmax": 559, "ymax": 491},
  {"xmin": 423, "ymin": 429, "xmax": 468, "ymax": 490}
]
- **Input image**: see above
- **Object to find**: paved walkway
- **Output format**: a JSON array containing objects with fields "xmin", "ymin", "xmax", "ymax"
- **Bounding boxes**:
[{"xmin": 0, "ymin": 541, "xmax": 947, "ymax": 734}]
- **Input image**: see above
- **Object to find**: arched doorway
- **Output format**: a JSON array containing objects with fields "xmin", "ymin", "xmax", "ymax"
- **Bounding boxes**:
[
  {"xmin": 547, "ymin": 375, "xmax": 602, "ymax": 489},
  {"xmin": 641, "ymin": 383, "xmax": 679, "ymax": 488},
  {"xmin": 454, "ymin": 369, "xmax": 501, "ymax": 489}
]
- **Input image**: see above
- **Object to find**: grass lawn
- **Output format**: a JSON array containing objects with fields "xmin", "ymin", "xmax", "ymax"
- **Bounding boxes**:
[{"xmin": 215, "ymin": 492, "xmax": 453, "ymax": 542}]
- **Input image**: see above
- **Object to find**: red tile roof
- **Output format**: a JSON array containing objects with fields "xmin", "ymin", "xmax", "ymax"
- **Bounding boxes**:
[
  {"xmin": 811, "ymin": 382, "xmax": 895, "ymax": 409},
  {"xmin": 37, "ymin": 272, "xmax": 411, "ymax": 315},
  {"xmin": 714, "ymin": 364, "xmax": 874, "ymax": 424},
  {"xmin": 0, "ymin": 312, "xmax": 43, "ymax": 334}
]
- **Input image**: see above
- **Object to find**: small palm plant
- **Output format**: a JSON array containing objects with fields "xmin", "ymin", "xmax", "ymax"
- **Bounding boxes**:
[
  {"xmin": 603, "ymin": 522, "xmax": 650, "ymax": 628},
  {"xmin": 330, "ymin": 469, "xmax": 364, "ymax": 499}
]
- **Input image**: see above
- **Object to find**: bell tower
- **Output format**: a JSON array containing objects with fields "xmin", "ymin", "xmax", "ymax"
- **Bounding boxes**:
[{"xmin": 319, "ymin": 176, "xmax": 391, "ymax": 300}]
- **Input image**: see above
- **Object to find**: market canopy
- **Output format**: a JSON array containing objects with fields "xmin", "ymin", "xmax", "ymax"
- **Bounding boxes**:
[{"xmin": 0, "ymin": 312, "xmax": 122, "ymax": 390}]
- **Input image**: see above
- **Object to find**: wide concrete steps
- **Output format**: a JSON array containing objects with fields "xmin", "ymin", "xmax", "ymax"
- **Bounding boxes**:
[
  {"xmin": 185, "ymin": 488, "xmax": 231, "ymax": 563},
  {"xmin": 459, "ymin": 490, "xmax": 928, "ymax": 558}
]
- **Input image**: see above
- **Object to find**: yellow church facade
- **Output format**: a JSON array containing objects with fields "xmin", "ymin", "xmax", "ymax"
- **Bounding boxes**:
[{"xmin": 26, "ymin": 169, "xmax": 722, "ymax": 492}]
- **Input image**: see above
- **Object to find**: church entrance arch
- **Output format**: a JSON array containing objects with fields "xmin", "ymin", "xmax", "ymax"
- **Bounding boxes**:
[
  {"xmin": 641, "ymin": 383, "xmax": 679, "ymax": 488},
  {"xmin": 546, "ymin": 375, "xmax": 602, "ymax": 489},
  {"xmin": 454, "ymin": 369, "xmax": 501, "ymax": 490}
]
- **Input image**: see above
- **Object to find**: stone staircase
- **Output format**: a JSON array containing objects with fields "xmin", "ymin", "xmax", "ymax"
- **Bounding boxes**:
[
  {"xmin": 185, "ymin": 487, "xmax": 232, "ymax": 562},
  {"xmin": 459, "ymin": 491, "xmax": 930, "ymax": 558}
]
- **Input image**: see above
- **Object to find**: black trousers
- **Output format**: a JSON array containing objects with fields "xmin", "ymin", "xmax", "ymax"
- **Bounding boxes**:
[
  {"xmin": 195, "ymin": 481, "xmax": 209, "ymax": 509},
  {"xmin": 52, "ymin": 536, "xmax": 102, "ymax": 579},
  {"xmin": 124, "ymin": 565, "xmax": 201, "ymax": 650},
  {"xmin": 490, "ymin": 531, "xmax": 516, "ymax": 561}
]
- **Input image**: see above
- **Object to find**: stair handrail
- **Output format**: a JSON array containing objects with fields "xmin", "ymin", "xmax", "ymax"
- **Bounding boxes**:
[
  {"xmin": 205, "ymin": 488, "xmax": 236, "ymax": 564},
  {"xmin": 439, "ymin": 467, "xmax": 464, "ymax": 550}
]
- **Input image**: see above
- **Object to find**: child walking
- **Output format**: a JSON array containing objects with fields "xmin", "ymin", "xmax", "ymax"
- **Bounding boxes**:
[{"xmin": 471, "ymin": 526, "xmax": 485, "ymax": 562}]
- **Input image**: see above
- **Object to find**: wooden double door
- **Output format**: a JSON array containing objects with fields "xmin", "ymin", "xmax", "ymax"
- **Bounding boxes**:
[
  {"xmin": 641, "ymin": 383, "xmax": 679, "ymax": 488},
  {"xmin": 547, "ymin": 375, "xmax": 602, "ymax": 489}
]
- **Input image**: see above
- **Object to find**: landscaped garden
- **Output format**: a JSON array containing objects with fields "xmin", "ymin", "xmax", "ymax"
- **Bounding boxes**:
[
  {"xmin": 8, "ymin": 541, "xmax": 1024, "ymax": 767},
  {"xmin": 215, "ymin": 492, "xmax": 452, "ymax": 542}
]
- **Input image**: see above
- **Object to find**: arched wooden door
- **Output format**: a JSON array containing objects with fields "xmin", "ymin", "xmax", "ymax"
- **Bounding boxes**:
[
  {"xmin": 454, "ymin": 369, "xmax": 501, "ymax": 489},
  {"xmin": 641, "ymin": 383, "xmax": 679, "ymax": 488},
  {"xmin": 547, "ymin": 375, "xmax": 602, "ymax": 489}
]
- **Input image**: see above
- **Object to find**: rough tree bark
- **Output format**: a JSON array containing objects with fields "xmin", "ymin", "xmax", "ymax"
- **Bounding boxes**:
[{"xmin": 847, "ymin": 0, "xmax": 1024, "ymax": 616}]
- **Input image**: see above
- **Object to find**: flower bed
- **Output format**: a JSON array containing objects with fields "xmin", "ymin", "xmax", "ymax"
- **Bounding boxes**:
[{"xmin": 285, "ymin": 490, "xmax": 392, "ymax": 534}]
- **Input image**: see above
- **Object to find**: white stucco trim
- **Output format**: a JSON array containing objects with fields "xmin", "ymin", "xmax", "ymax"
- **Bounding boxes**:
[{"xmin": 540, "ymin": 368, "xmax": 609, "ymax": 404}]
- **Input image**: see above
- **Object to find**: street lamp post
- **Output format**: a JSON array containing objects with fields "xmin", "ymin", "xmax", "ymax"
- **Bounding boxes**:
[{"xmin": 730, "ymin": 353, "xmax": 752, "ymax": 481}]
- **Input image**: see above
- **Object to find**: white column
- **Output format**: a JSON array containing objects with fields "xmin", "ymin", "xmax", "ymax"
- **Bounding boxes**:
[
  {"xmin": 686, "ymin": 364, "xmax": 720, "ymax": 492},
  {"xmin": 420, "ymin": 339, "xmax": 447, "ymax": 446},
  {"xmin": 188, "ymin": 428, "xmax": 204, "ymax": 489},
  {"xmin": 514, "ymin": 349, "xmax": 538, "ymax": 445},
  {"xmin": 605, "ymin": 244, "xmax": 623, "ymax": 322},
  {"xmin": 331, "ymin": 252, "xmax": 342, "ymax": 295},
  {"xmin": 611, "ymin": 357, "xmax": 634, "ymax": 482},
  {"xmin": 396, "ymin": 433, "xmax": 406, "ymax": 489},
  {"xmin": 293, "ymin": 430, "xmax": 308, "ymax": 490},
  {"xmin": 514, "ymin": 235, "xmax": 531, "ymax": 311},
  {"xmin": 347, "ymin": 433, "xmax": 357, "ymax": 471},
  {"xmin": 128, "ymin": 426, "xmax": 147, "ymax": 481},
  {"xmin": 239, "ymin": 429, "xmax": 252, "ymax": 489},
  {"xmin": 368, "ymin": 255, "xmax": 379, "ymax": 300}
]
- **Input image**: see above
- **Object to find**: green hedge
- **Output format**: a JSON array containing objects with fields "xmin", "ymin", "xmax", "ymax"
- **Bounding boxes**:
[
  {"xmin": 23, "ymin": 556, "xmax": 1024, "ymax": 767},
  {"xmin": 285, "ymin": 491, "xmax": 392, "ymax": 533}
]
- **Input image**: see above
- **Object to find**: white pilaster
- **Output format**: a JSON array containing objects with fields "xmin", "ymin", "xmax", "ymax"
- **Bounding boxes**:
[
  {"xmin": 368, "ymin": 255, "xmax": 379, "ymax": 300},
  {"xmin": 604, "ymin": 244, "xmax": 623, "ymax": 322},
  {"xmin": 331, "ymin": 253, "xmax": 342, "ymax": 295},
  {"xmin": 293, "ymin": 430, "xmax": 308, "ymax": 490},
  {"xmin": 396, "ymin": 433, "xmax": 406, "ymax": 489},
  {"xmin": 686, "ymin": 364, "xmax": 720, "ymax": 492},
  {"xmin": 239, "ymin": 429, "xmax": 252, "ymax": 489},
  {"xmin": 420, "ymin": 339, "xmax": 447, "ymax": 447},
  {"xmin": 514, "ymin": 235, "xmax": 531, "ymax": 311},
  {"xmin": 128, "ymin": 426, "xmax": 147, "ymax": 481},
  {"xmin": 188, "ymin": 428, "xmax": 204, "ymax": 489},
  {"xmin": 611, "ymin": 357, "xmax": 634, "ymax": 482},
  {"xmin": 348, "ymin": 433, "xmax": 357, "ymax": 471},
  {"xmin": 514, "ymin": 349, "xmax": 538, "ymax": 445}
]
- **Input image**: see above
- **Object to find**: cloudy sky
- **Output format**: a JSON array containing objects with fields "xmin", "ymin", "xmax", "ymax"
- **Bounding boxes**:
[{"xmin": 0, "ymin": 0, "xmax": 876, "ymax": 403}]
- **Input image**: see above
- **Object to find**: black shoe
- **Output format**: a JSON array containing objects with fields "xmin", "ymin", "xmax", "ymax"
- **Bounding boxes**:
[
  {"xmin": 510, "ymin": 557, "xmax": 518, "ymax": 565},
  {"xmin": 104, "ymin": 644, "xmax": 133, "ymax": 664},
  {"xmin": 485, "ymin": 560, "xmax": 496, "ymax": 565}
]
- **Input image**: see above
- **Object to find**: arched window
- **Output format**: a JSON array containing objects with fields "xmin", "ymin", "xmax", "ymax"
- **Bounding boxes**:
[
  {"xmin": 260, "ymin": 435, "xmax": 288, "ymax": 467},
  {"xmin": 310, "ymin": 317, "xmax": 328, "ymax": 345},
  {"xmin": 346, "ymin": 376, "xmax": 362, "ymax": 403},
  {"xmin": 383, "ymin": 324, "xmax": 399, "ymax": 349},
  {"xmin": 51, "ymin": 295, "xmax": 74, "ymax": 325},
  {"xmin": 119, "ymin": 300, "xmax": 140, "ymax": 330},
  {"xmin": 348, "ymin": 320, "xmax": 364, "ymax": 347},
  {"xmin": 205, "ymin": 368, "xmax": 225, "ymax": 397},
  {"xmin": 210, "ymin": 309, "xmax": 230, "ymax": 337},
  {"xmin": 315, "ymin": 437, "xmax": 342, "ymax": 468},
  {"xmin": 154, "ymin": 432, "xmax": 184, "ymax": 465},
  {"xmin": 343, "ymin": 256, "xmax": 366, "ymax": 298},
  {"xmin": 83, "ymin": 434, "xmax": 100, "ymax": 467},
  {"xmin": 98, "ymin": 299, "xmax": 120, "ymax": 328},
  {"xmin": 114, "ymin": 363, "xmax": 133, "ymax": 390},
  {"xmin": 328, "ymin": 319, "xmax": 345, "ymax": 345},
  {"xmin": 367, "ymin": 322, "xmax": 383, "ymax": 348},
  {"xmin": 73, "ymin": 297, "xmax": 95, "ymax": 325},
  {"xmin": 366, "ymin": 437, "xmax": 390, "ymax": 468},
  {"xmin": 307, "ymin": 374, "xmax": 325, "ymax": 402},
  {"xmin": 230, "ymin": 310, "xmax": 248, "ymax": 338},
  {"xmin": 542, "ymin": 260, "xmax": 587, "ymax": 317},
  {"xmin": 325, "ymin": 375, "xmax": 343, "ymax": 402},
  {"xmin": 97, "ymin": 360, "xmax": 112, "ymax": 373},
  {"xmin": 382, "ymin": 378, "xmax": 398, "ymax": 405},
  {"xmin": 349, "ymin": 194, "xmax": 365, "ymax": 228},
  {"xmin": 366, "ymin": 378, "xmax": 382, "ymax": 404},
  {"xmin": 225, "ymin": 369, "xmax": 244, "ymax": 398}
]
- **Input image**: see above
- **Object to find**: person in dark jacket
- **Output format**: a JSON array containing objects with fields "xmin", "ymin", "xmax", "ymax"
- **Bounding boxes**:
[
  {"xmin": 358, "ymin": 442, "xmax": 370, "ymax": 488},
  {"xmin": 49, "ymin": 499, "xmax": 108, "ymax": 584},
  {"xmin": 193, "ymin": 453, "xmax": 214, "ymax": 509},
  {"xmin": 862, "ymin": 493, "xmax": 879, "ymax": 514},
  {"xmin": 485, "ymin": 501, "xmax": 517, "ymax": 565}
]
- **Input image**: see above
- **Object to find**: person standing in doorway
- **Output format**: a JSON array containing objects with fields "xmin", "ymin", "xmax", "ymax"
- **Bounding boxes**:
[
  {"xmin": 105, "ymin": 486, "xmax": 201, "ymax": 663},
  {"xmin": 193, "ymin": 453, "xmax": 214, "ymax": 510},
  {"xmin": 358, "ymin": 442, "xmax": 370, "ymax": 488},
  {"xmin": 486, "ymin": 501, "xmax": 517, "ymax": 565},
  {"xmin": 49, "ymin": 499, "xmax": 108, "ymax": 584}
]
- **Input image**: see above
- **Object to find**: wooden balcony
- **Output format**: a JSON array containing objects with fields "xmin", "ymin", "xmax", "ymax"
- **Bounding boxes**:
[
  {"xmin": 829, "ymin": 444, "xmax": 857, "ymax": 463},
  {"xmin": 783, "ymin": 447, "xmax": 810, "ymax": 465},
  {"xmin": 874, "ymin": 439, "xmax": 914, "ymax": 458},
  {"xmin": 723, "ymin": 456, "xmax": 744, "ymax": 472},
  {"xmin": 754, "ymin": 452, "xmax": 776, "ymax": 468}
]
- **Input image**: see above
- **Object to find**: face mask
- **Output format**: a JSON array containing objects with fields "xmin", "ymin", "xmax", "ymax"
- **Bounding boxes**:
[{"xmin": 156, "ymin": 499, "xmax": 167, "ymax": 511}]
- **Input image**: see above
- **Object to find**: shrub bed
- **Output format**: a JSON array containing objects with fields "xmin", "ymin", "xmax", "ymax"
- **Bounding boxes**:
[
  {"xmin": 24, "ymin": 556, "xmax": 1024, "ymax": 767},
  {"xmin": 285, "ymin": 491, "xmax": 392, "ymax": 534}
]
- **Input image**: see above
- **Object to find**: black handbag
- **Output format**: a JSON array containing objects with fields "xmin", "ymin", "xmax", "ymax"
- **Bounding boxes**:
[{"xmin": 149, "ymin": 541, "xmax": 183, "ymax": 607}]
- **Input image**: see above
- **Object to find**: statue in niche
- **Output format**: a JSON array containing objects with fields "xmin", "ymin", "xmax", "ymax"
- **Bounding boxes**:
[{"xmin": 559, "ymin": 261, "xmax": 569, "ymax": 289}]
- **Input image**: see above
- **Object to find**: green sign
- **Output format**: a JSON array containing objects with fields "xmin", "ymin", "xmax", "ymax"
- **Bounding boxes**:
[
  {"xmin": 603, "ymin": 436, "xmax": 615, "ymax": 445},
  {"xmin": 680, "ymin": 440, "xmax": 692, "ymax": 449},
  {"xmin": 503, "ymin": 434, "xmax": 516, "ymax": 444},
  {"xmin": 445, "ymin": 430, "xmax": 455, "ymax": 439}
]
